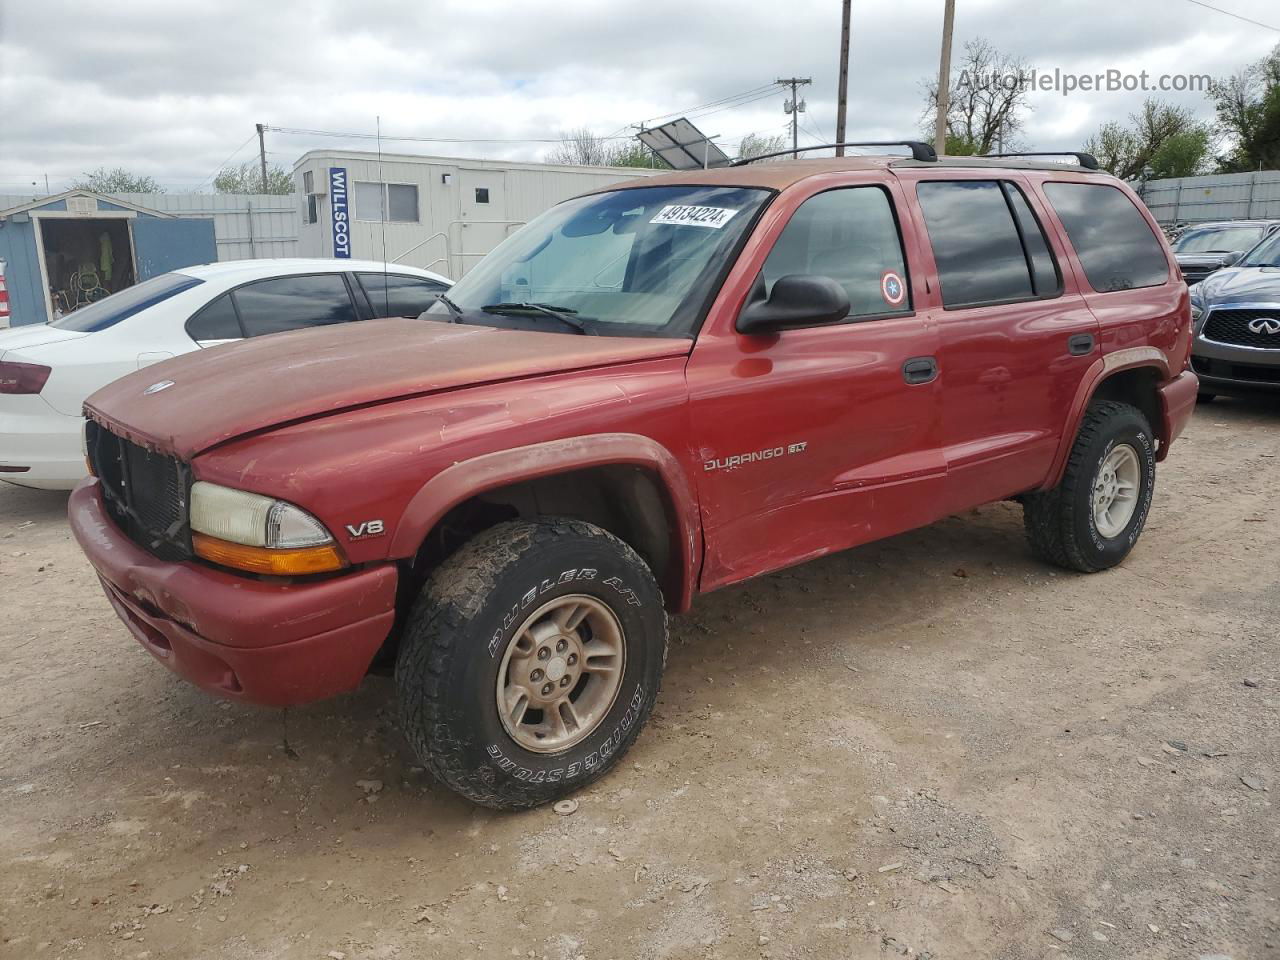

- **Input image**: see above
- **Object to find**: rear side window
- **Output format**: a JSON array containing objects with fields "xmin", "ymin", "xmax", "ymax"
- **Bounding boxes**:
[
  {"xmin": 233, "ymin": 274, "xmax": 358, "ymax": 337},
  {"xmin": 48, "ymin": 273, "xmax": 203, "ymax": 332},
  {"xmin": 357, "ymin": 272, "xmax": 449, "ymax": 318},
  {"xmin": 1043, "ymin": 182, "xmax": 1168, "ymax": 292},
  {"xmin": 761, "ymin": 186, "xmax": 911, "ymax": 319},
  {"xmin": 917, "ymin": 180, "xmax": 1060, "ymax": 308},
  {"xmin": 186, "ymin": 293, "xmax": 242, "ymax": 341}
]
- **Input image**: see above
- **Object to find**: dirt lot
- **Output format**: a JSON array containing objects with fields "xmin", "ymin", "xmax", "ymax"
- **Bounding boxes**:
[{"xmin": 1, "ymin": 398, "xmax": 1276, "ymax": 960}]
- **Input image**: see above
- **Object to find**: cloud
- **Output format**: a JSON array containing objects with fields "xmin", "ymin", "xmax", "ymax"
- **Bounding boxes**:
[{"xmin": 0, "ymin": 0, "xmax": 1276, "ymax": 192}]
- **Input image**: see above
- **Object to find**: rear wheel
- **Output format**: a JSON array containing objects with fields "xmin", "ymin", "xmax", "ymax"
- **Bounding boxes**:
[
  {"xmin": 396, "ymin": 518, "xmax": 667, "ymax": 809},
  {"xmin": 1023, "ymin": 400, "xmax": 1156, "ymax": 573}
]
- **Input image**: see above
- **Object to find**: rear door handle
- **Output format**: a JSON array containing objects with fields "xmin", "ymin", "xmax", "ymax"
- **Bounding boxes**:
[
  {"xmin": 1068, "ymin": 333, "xmax": 1095, "ymax": 356},
  {"xmin": 902, "ymin": 356, "xmax": 939, "ymax": 385}
]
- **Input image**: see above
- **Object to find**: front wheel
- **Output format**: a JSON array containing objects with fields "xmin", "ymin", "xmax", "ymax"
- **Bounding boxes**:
[
  {"xmin": 396, "ymin": 518, "xmax": 667, "ymax": 809},
  {"xmin": 1023, "ymin": 400, "xmax": 1156, "ymax": 573}
]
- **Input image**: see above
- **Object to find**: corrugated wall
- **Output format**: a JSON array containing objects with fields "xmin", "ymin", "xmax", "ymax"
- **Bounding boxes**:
[
  {"xmin": 1140, "ymin": 171, "xmax": 1280, "ymax": 225},
  {"xmin": 0, "ymin": 193, "xmax": 300, "ymax": 261}
]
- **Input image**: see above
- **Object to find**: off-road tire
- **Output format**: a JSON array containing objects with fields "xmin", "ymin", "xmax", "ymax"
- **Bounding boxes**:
[
  {"xmin": 396, "ymin": 518, "xmax": 667, "ymax": 809},
  {"xmin": 1023, "ymin": 400, "xmax": 1156, "ymax": 573}
]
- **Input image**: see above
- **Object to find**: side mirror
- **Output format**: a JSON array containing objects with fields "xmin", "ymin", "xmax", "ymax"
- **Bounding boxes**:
[
  {"xmin": 736, "ymin": 274, "xmax": 851, "ymax": 335},
  {"xmin": 1220, "ymin": 251, "xmax": 1242, "ymax": 267}
]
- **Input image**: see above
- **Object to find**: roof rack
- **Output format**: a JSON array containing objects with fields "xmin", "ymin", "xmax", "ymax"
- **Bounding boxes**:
[
  {"xmin": 731, "ymin": 141, "xmax": 938, "ymax": 166},
  {"xmin": 982, "ymin": 151, "xmax": 1100, "ymax": 170}
]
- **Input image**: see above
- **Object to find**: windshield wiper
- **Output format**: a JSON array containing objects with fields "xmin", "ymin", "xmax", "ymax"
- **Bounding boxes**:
[
  {"xmin": 481, "ymin": 302, "xmax": 594, "ymax": 335},
  {"xmin": 435, "ymin": 294, "xmax": 466, "ymax": 323}
]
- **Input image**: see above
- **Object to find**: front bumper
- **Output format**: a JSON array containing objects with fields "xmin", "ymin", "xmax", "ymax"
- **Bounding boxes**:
[
  {"xmin": 68, "ymin": 480, "xmax": 398, "ymax": 706},
  {"xmin": 1191, "ymin": 336, "xmax": 1280, "ymax": 394}
]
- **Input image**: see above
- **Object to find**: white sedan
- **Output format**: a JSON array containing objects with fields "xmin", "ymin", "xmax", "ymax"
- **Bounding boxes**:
[{"xmin": 0, "ymin": 258, "xmax": 451, "ymax": 490}]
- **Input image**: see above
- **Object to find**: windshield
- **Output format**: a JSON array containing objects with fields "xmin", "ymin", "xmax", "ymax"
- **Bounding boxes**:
[
  {"xmin": 1174, "ymin": 224, "xmax": 1266, "ymax": 255},
  {"xmin": 1240, "ymin": 230, "xmax": 1280, "ymax": 267},
  {"xmin": 48, "ymin": 272, "xmax": 203, "ymax": 332},
  {"xmin": 429, "ymin": 185, "xmax": 771, "ymax": 337}
]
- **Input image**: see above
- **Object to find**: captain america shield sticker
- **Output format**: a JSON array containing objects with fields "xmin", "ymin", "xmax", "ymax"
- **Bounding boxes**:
[{"xmin": 881, "ymin": 270, "xmax": 906, "ymax": 307}]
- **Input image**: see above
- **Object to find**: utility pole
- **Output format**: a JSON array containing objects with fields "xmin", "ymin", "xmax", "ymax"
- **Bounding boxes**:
[
  {"xmin": 256, "ymin": 123, "xmax": 269, "ymax": 193},
  {"xmin": 835, "ymin": 0, "xmax": 851, "ymax": 157},
  {"xmin": 933, "ymin": 0, "xmax": 956, "ymax": 158},
  {"xmin": 777, "ymin": 77, "xmax": 812, "ymax": 159}
]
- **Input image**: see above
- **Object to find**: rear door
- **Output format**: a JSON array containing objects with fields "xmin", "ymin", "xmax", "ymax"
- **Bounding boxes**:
[
  {"xmin": 687, "ymin": 177, "xmax": 945, "ymax": 591},
  {"xmin": 901, "ymin": 173, "xmax": 1100, "ymax": 513},
  {"xmin": 355, "ymin": 272, "xmax": 450, "ymax": 318}
]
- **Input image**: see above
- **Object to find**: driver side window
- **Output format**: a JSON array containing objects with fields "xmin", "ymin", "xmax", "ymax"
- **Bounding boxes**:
[{"xmin": 761, "ymin": 186, "xmax": 911, "ymax": 319}]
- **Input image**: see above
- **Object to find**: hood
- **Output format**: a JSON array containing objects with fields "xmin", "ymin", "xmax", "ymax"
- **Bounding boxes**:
[
  {"xmin": 0, "ymin": 324, "xmax": 90, "ymax": 360},
  {"xmin": 84, "ymin": 318, "xmax": 692, "ymax": 459},
  {"xmin": 1194, "ymin": 266, "xmax": 1280, "ymax": 306}
]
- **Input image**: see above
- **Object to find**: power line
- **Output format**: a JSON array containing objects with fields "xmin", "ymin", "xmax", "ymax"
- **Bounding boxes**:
[
  {"xmin": 268, "ymin": 125, "xmax": 628, "ymax": 144},
  {"xmin": 196, "ymin": 132, "xmax": 259, "ymax": 188},
  {"xmin": 642, "ymin": 83, "xmax": 777, "ymax": 126},
  {"xmin": 1181, "ymin": 0, "xmax": 1280, "ymax": 32}
]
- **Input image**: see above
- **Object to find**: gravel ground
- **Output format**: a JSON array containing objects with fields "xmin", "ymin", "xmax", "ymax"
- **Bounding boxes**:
[{"xmin": 1, "ymin": 397, "xmax": 1276, "ymax": 960}]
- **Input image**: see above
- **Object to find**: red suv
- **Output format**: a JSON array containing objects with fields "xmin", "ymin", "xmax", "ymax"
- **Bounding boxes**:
[{"xmin": 70, "ymin": 145, "xmax": 1198, "ymax": 808}]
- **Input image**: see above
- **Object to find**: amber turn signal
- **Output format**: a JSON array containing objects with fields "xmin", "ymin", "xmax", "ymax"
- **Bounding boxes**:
[{"xmin": 192, "ymin": 532, "xmax": 347, "ymax": 576}]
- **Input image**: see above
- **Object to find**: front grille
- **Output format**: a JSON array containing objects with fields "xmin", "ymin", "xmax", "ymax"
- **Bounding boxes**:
[
  {"xmin": 86, "ymin": 420, "xmax": 192, "ymax": 561},
  {"xmin": 1192, "ymin": 355, "xmax": 1280, "ymax": 384},
  {"xmin": 1203, "ymin": 308, "xmax": 1280, "ymax": 349}
]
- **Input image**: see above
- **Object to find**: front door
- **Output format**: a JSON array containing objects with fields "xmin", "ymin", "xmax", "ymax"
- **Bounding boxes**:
[{"xmin": 687, "ymin": 181, "xmax": 945, "ymax": 592}]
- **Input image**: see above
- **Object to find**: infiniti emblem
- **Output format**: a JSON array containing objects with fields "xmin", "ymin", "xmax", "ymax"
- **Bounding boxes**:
[
  {"xmin": 144, "ymin": 380, "xmax": 175, "ymax": 395},
  {"xmin": 1247, "ymin": 317, "xmax": 1280, "ymax": 335}
]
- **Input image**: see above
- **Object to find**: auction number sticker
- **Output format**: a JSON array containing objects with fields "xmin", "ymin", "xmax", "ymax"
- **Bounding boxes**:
[{"xmin": 650, "ymin": 204, "xmax": 739, "ymax": 228}]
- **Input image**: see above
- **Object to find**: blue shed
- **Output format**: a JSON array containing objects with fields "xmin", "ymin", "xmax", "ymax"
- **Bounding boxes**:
[{"xmin": 0, "ymin": 190, "xmax": 217, "ymax": 327}]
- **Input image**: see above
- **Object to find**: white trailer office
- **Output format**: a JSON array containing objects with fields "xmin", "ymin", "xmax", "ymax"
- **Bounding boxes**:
[{"xmin": 293, "ymin": 150, "xmax": 659, "ymax": 280}]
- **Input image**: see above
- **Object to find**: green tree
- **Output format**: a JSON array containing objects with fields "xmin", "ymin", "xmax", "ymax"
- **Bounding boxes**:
[
  {"xmin": 213, "ymin": 160, "xmax": 295, "ymax": 195},
  {"xmin": 1211, "ymin": 42, "xmax": 1280, "ymax": 172},
  {"xmin": 1082, "ymin": 99, "xmax": 1212, "ymax": 180},
  {"xmin": 72, "ymin": 167, "xmax": 164, "ymax": 194}
]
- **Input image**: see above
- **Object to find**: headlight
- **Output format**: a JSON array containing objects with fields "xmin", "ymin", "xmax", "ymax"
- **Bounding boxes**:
[
  {"xmin": 189, "ymin": 481, "xmax": 346, "ymax": 575},
  {"xmin": 1189, "ymin": 298, "xmax": 1207, "ymax": 334}
]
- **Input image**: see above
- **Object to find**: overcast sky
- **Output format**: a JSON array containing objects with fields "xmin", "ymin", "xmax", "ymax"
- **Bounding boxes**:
[{"xmin": 1, "ymin": 0, "xmax": 1277, "ymax": 193}]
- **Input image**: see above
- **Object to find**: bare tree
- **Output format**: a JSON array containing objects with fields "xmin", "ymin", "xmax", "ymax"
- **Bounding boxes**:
[
  {"xmin": 213, "ymin": 161, "xmax": 294, "ymax": 195},
  {"xmin": 546, "ymin": 129, "xmax": 663, "ymax": 168},
  {"xmin": 921, "ymin": 38, "xmax": 1032, "ymax": 154},
  {"xmin": 72, "ymin": 167, "xmax": 164, "ymax": 194},
  {"xmin": 736, "ymin": 132, "xmax": 788, "ymax": 160},
  {"xmin": 1082, "ymin": 99, "xmax": 1213, "ymax": 180}
]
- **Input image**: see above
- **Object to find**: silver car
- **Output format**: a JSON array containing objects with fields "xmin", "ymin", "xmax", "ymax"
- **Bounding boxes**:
[{"xmin": 1189, "ymin": 228, "xmax": 1280, "ymax": 399}]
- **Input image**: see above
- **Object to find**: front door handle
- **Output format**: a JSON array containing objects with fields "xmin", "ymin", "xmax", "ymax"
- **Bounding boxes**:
[
  {"xmin": 902, "ymin": 356, "xmax": 939, "ymax": 385},
  {"xmin": 1068, "ymin": 333, "xmax": 1095, "ymax": 356}
]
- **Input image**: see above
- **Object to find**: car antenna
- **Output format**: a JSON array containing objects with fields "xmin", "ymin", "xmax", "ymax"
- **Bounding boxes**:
[{"xmin": 377, "ymin": 115, "xmax": 390, "ymax": 316}]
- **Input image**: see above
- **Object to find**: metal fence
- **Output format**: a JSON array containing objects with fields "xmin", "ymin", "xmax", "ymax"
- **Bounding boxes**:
[
  {"xmin": 0, "ymin": 192, "xmax": 300, "ymax": 261},
  {"xmin": 1139, "ymin": 171, "xmax": 1280, "ymax": 226}
]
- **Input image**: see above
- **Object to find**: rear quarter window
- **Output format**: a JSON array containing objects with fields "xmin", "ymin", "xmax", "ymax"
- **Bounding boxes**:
[
  {"xmin": 48, "ymin": 273, "xmax": 204, "ymax": 332},
  {"xmin": 1043, "ymin": 182, "xmax": 1169, "ymax": 292}
]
